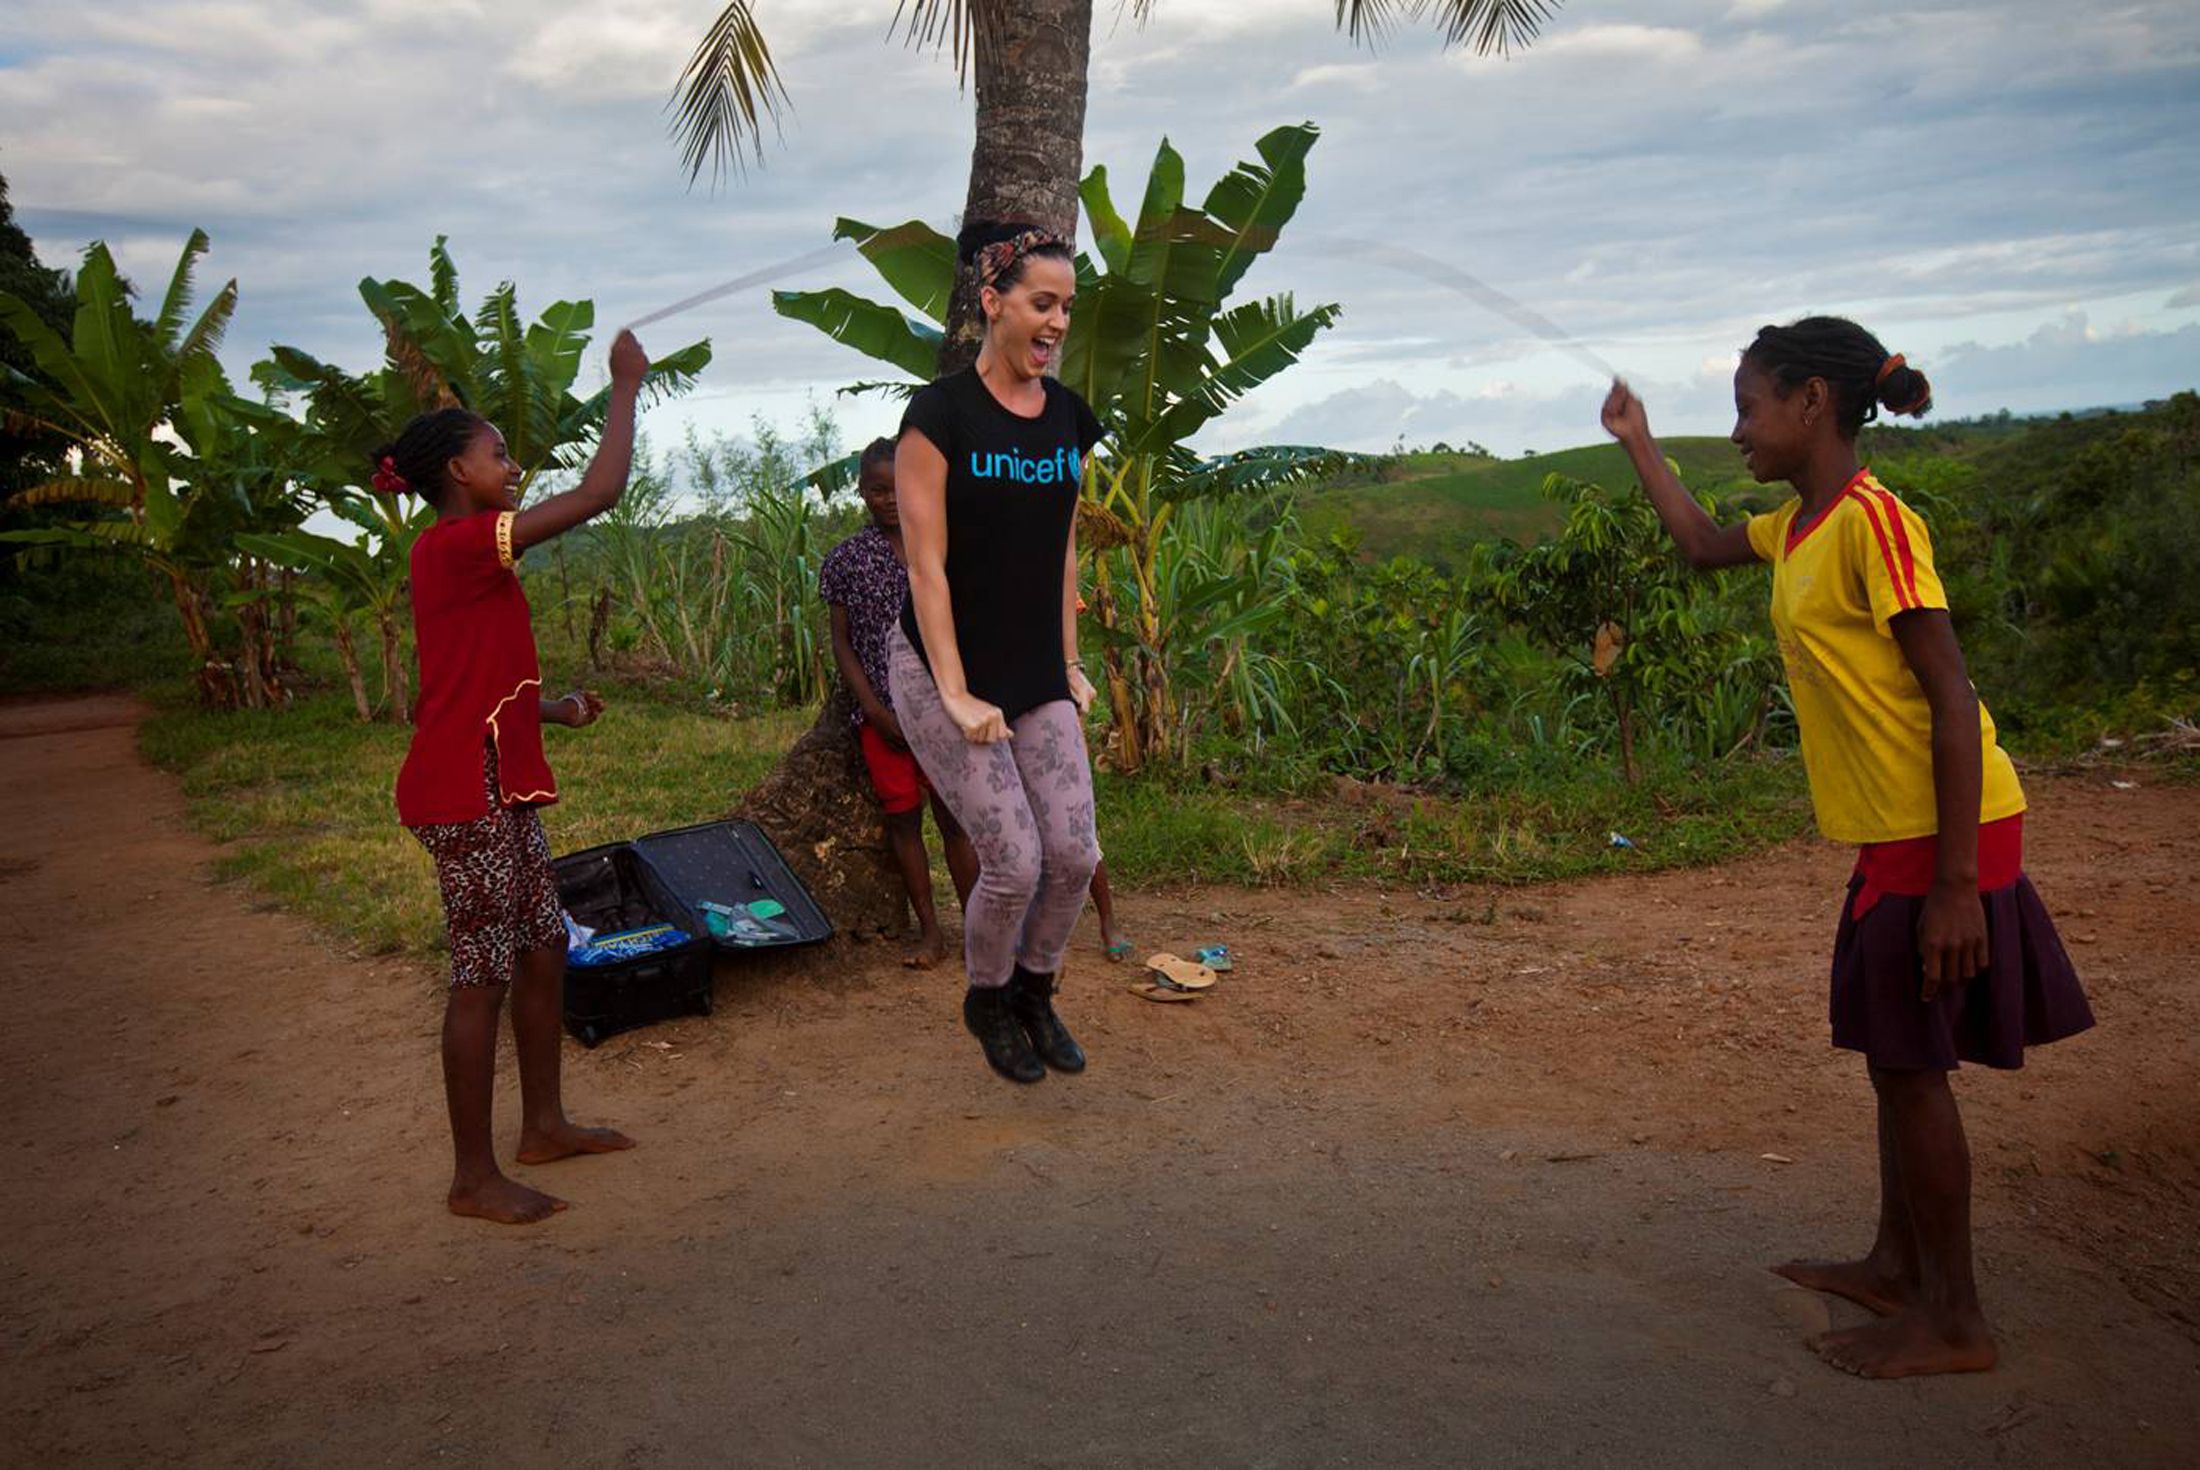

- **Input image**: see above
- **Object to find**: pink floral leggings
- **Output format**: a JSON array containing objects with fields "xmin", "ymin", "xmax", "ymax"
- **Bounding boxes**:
[{"xmin": 887, "ymin": 626, "xmax": 1101, "ymax": 988}]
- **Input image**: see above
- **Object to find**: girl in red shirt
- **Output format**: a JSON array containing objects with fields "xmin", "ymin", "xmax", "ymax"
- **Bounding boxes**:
[{"xmin": 388, "ymin": 329, "xmax": 649, "ymax": 1224}]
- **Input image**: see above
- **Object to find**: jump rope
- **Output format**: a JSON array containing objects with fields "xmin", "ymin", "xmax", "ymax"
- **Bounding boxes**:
[{"xmin": 621, "ymin": 227, "xmax": 1619, "ymax": 382}]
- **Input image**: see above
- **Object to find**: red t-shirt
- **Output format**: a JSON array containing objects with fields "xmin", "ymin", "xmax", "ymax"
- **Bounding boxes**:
[
  {"xmin": 1850, "ymin": 814, "xmax": 2023, "ymax": 919},
  {"xmin": 395, "ymin": 510, "xmax": 558, "ymax": 825}
]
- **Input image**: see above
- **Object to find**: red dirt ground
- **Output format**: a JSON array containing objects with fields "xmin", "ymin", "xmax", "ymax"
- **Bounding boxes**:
[{"xmin": 2, "ymin": 694, "xmax": 2195, "ymax": 1466}]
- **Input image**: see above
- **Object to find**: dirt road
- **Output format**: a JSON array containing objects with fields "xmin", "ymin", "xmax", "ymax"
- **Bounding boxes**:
[{"xmin": 2, "ymin": 695, "xmax": 2194, "ymax": 1467}]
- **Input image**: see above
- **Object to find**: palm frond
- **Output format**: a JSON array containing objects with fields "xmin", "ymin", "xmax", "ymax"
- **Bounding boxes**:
[
  {"xmin": 890, "ymin": 0, "xmax": 1000, "ymax": 88},
  {"xmin": 8, "ymin": 475, "xmax": 139, "ymax": 510},
  {"xmin": 1427, "ymin": 0, "xmax": 1556, "ymax": 54},
  {"xmin": 429, "ymin": 236, "xmax": 461, "ymax": 316},
  {"xmin": 154, "ymin": 227, "xmax": 213, "ymax": 348},
  {"xmin": 174, "ymin": 276, "xmax": 238, "ymax": 369},
  {"xmin": 669, "ymin": 2, "xmax": 790, "ymax": 187},
  {"xmin": 1338, "ymin": 0, "xmax": 1558, "ymax": 54},
  {"xmin": 1162, "ymin": 444, "xmax": 1374, "ymax": 502},
  {"xmin": 836, "ymin": 379, "xmax": 926, "ymax": 402}
]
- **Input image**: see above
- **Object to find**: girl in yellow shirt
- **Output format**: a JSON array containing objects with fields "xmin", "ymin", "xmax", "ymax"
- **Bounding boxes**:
[{"xmin": 1602, "ymin": 317, "xmax": 2092, "ymax": 1381}]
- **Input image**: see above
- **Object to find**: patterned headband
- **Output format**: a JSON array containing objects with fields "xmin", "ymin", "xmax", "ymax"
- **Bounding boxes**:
[{"xmin": 975, "ymin": 228, "xmax": 1068, "ymax": 290}]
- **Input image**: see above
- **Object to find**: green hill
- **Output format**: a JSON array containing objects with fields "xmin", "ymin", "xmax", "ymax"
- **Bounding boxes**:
[
  {"xmin": 1289, "ymin": 413, "xmax": 2076, "ymax": 570},
  {"xmin": 1295, "ymin": 438, "xmax": 1757, "ymax": 569}
]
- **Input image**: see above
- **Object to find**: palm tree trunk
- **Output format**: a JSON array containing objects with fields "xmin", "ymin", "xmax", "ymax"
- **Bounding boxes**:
[{"xmin": 938, "ymin": 0, "xmax": 1093, "ymax": 373}]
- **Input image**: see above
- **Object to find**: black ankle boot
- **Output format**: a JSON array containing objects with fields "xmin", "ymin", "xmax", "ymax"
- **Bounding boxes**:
[
  {"xmin": 1008, "ymin": 965, "xmax": 1086, "ymax": 1074},
  {"xmin": 964, "ymin": 984, "xmax": 1045, "ymax": 1084}
]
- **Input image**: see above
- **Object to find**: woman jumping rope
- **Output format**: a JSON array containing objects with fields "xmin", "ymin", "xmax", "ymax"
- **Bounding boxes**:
[
  {"xmin": 390, "ymin": 329, "xmax": 651, "ymax": 1222},
  {"xmin": 1602, "ymin": 317, "xmax": 2093, "ymax": 1377},
  {"xmin": 889, "ymin": 223, "xmax": 1106, "ymax": 1084}
]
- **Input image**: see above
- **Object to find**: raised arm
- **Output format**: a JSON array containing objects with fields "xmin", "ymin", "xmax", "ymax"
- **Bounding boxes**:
[
  {"xmin": 1601, "ymin": 381, "xmax": 1758, "ymax": 572},
  {"xmin": 511, "ymin": 330, "xmax": 649, "ymax": 553},
  {"xmin": 898, "ymin": 427, "xmax": 1009, "ymax": 743}
]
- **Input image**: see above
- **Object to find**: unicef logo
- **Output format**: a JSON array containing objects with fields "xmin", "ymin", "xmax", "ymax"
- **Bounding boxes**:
[{"xmin": 970, "ymin": 447, "xmax": 1082, "ymax": 486}]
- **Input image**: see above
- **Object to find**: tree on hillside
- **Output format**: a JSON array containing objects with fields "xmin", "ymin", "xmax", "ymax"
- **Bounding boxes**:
[
  {"xmin": 673, "ymin": 1, "xmax": 1560, "ymax": 369},
  {"xmin": 0, "ymin": 174, "xmax": 74, "ymax": 507},
  {"xmin": 0, "ymin": 231, "xmax": 316, "ymax": 707}
]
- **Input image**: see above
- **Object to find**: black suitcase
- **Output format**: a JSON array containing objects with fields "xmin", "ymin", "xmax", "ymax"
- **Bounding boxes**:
[
  {"xmin": 552, "ymin": 840, "xmax": 715, "ymax": 1047},
  {"xmin": 631, "ymin": 819, "xmax": 834, "ymax": 952},
  {"xmin": 553, "ymin": 819, "xmax": 832, "ymax": 1046}
]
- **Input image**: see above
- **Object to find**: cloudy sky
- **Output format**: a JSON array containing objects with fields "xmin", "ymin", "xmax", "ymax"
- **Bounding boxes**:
[{"xmin": 4, "ymin": 0, "xmax": 2196, "ymax": 464}]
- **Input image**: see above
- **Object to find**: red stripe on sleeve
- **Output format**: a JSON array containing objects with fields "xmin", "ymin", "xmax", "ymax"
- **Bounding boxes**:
[
  {"xmin": 1866, "ymin": 483, "xmax": 1924, "ymax": 606},
  {"xmin": 1845, "ymin": 488, "xmax": 1916, "ymax": 612}
]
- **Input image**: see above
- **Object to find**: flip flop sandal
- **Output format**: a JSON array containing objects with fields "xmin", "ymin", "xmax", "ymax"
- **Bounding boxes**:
[
  {"xmin": 1192, "ymin": 944, "xmax": 1233, "ymax": 972},
  {"xmin": 1144, "ymin": 953, "xmax": 1218, "ymax": 992},
  {"xmin": 1102, "ymin": 937, "xmax": 1137, "ymax": 963},
  {"xmin": 1129, "ymin": 979, "xmax": 1201, "ymax": 1004}
]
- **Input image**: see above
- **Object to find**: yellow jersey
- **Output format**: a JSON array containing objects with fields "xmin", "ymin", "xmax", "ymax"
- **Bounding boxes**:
[{"xmin": 1744, "ymin": 470, "xmax": 2026, "ymax": 844}]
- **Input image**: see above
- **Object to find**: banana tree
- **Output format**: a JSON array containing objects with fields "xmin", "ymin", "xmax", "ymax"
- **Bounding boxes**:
[
  {"xmin": 237, "ymin": 494, "xmax": 422, "ymax": 722},
  {"xmin": 253, "ymin": 239, "xmax": 715, "ymax": 715},
  {"xmin": 776, "ymin": 122, "xmax": 1359, "ymax": 768},
  {"xmin": 0, "ymin": 232, "xmax": 308, "ymax": 705}
]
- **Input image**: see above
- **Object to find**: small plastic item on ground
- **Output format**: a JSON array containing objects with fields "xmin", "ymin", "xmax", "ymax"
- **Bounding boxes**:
[
  {"xmin": 1192, "ymin": 944, "xmax": 1234, "ymax": 972},
  {"xmin": 1608, "ymin": 832, "xmax": 1636, "ymax": 850},
  {"xmin": 1144, "ymin": 953, "xmax": 1219, "ymax": 991},
  {"xmin": 1129, "ymin": 978, "xmax": 1201, "ymax": 1003},
  {"xmin": 569, "ymin": 922, "xmax": 688, "ymax": 968}
]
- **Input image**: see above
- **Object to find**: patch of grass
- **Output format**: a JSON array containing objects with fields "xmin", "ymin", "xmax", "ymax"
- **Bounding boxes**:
[
  {"xmin": 141, "ymin": 680, "xmax": 1815, "ymax": 964},
  {"xmin": 139, "ymin": 685, "xmax": 808, "ymax": 960},
  {"xmin": 1095, "ymin": 745, "xmax": 1811, "ymax": 889}
]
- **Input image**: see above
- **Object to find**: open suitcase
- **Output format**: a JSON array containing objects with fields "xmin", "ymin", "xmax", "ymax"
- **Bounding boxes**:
[{"xmin": 552, "ymin": 818, "xmax": 833, "ymax": 1046}]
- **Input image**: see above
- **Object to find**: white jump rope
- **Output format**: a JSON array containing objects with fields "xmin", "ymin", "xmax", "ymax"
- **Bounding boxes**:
[{"xmin": 622, "ymin": 229, "xmax": 1618, "ymax": 382}]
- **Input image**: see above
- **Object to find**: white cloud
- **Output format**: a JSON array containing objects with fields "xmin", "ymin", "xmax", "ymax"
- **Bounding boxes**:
[
  {"xmin": 504, "ymin": 3, "xmax": 697, "ymax": 99},
  {"xmin": 1289, "ymin": 62, "xmax": 1385, "ymax": 91},
  {"xmin": 1537, "ymin": 24, "xmax": 1705, "ymax": 63}
]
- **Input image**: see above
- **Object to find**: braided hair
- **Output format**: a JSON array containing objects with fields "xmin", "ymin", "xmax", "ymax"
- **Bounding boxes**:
[
  {"xmin": 370, "ymin": 407, "xmax": 488, "ymax": 508},
  {"xmin": 1742, "ymin": 316, "xmax": 1933, "ymax": 437},
  {"xmin": 858, "ymin": 436, "xmax": 897, "ymax": 473}
]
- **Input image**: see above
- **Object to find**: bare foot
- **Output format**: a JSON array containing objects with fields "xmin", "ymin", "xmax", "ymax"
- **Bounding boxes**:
[
  {"xmin": 1810, "ymin": 1310, "xmax": 1998, "ymax": 1379},
  {"xmin": 903, "ymin": 928, "xmax": 948, "ymax": 970},
  {"xmin": 1772, "ymin": 1257, "xmax": 1911, "ymax": 1318},
  {"xmin": 448, "ymin": 1173, "xmax": 567, "ymax": 1224},
  {"xmin": 516, "ymin": 1120, "xmax": 637, "ymax": 1165}
]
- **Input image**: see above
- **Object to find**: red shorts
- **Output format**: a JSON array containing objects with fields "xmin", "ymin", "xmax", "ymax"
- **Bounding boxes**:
[{"xmin": 859, "ymin": 721, "xmax": 930, "ymax": 816}]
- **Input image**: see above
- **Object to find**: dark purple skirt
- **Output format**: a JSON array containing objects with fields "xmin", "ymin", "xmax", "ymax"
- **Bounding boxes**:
[{"xmin": 1830, "ymin": 874, "xmax": 2094, "ymax": 1071}]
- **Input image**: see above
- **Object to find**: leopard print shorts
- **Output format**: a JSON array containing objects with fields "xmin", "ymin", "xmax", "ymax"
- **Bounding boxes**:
[{"xmin": 409, "ymin": 742, "xmax": 565, "ymax": 989}]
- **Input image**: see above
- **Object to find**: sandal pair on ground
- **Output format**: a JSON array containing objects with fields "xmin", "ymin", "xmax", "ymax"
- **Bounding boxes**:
[{"xmin": 1130, "ymin": 945, "xmax": 1230, "ymax": 1003}]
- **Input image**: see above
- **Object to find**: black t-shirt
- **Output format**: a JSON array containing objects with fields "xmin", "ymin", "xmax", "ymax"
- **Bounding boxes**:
[{"xmin": 898, "ymin": 368, "xmax": 1105, "ymax": 722}]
